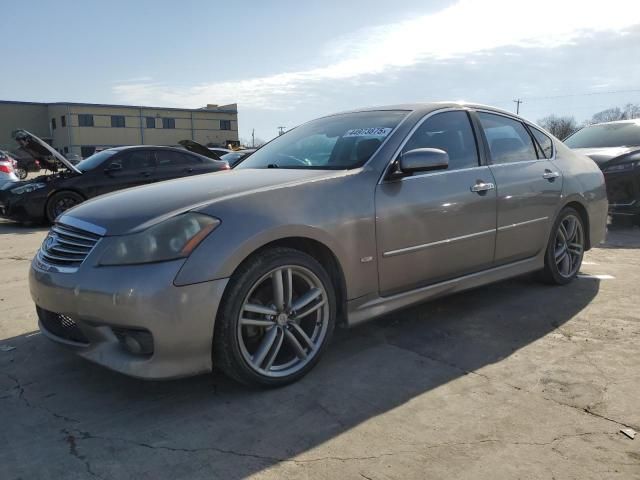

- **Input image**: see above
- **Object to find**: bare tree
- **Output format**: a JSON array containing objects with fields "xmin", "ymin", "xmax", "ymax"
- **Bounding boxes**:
[
  {"xmin": 537, "ymin": 115, "xmax": 579, "ymax": 140},
  {"xmin": 590, "ymin": 107, "xmax": 625, "ymax": 124},
  {"xmin": 622, "ymin": 103, "xmax": 640, "ymax": 120}
]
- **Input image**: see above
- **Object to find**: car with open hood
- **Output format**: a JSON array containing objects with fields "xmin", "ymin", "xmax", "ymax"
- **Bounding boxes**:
[
  {"xmin": 0, "ymin": 130, "xmax": 229, "ymax": 224},
  {"xmin": 29, "ymin": 102, "xmax": 607, "ymax": 387},
  {"xmin": 565, "ymin": 119, "xmax": 640, "ymax": 224}
]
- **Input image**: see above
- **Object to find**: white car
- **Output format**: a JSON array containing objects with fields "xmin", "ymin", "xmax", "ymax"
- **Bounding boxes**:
[{"xmin": 0, "ymin": 151, "xmax": 19, "ymax": 189}]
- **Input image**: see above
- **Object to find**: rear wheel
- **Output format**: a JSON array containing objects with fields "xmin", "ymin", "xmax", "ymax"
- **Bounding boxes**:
[
  {"xmin": 214, "ymin": 247, "xmax": 336, "ymax": 387},
  {"xmin": 46, "ymin": 191, "xmax": 84, "ymax": 223},
  {"xmin": 539, "ymin": 207, "xmax": 585, "ymax": 285},
  {"xmin": 15, "ymin": 167, "xmax": 27, "ymax": 180}
]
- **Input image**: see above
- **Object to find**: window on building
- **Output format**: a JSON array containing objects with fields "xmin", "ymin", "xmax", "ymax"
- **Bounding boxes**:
[
  {"xmin": 51, "ymin": 118, "xmax": 56, "ymax": 130},
  {"xmin": 146, "ymin": 117, "xmax": 156, "ymax": 128},
  {"xmin": 78, "ymin": 114, "xmax": 94, "ymax": 127},
  {"xmin": 61, "ymin": 115, "xmax": 66, "ymax": 127},
  {"xmin": 162, "ymin": 118, "xmax": 176, "ymax": 129},
  {"xmin": 111, "ymin": 115, "xmax": 126, "ymax": 128},
  {"xmin": 477, "ymin": 112, "xmax": 537, "ymax": 164},
  {"xmin": 220, "ymin": 120, "xmax": 232, "ymax": 130},
  {"xmin": 63, "ymin": 147, "xmax": 69, "ymax": 154},
  {"xmin": 80, "ymin": 146, "xmax": 96, "ymax": 158}
]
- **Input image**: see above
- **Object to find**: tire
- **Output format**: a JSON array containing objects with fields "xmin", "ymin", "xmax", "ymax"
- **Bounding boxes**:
[
  {"xmin": 45, "ymin": 191, "xmax": 84, "ymax": 223},
  {"xmin": 15, "ymin": 168, "xmax": 27, "ymax": 180},
  {"xmin": 213, "ymin": 247, "xmax": 336, "ymax": 387},
  {"xmin": 539, "ymin": 207, "xmax": 585, "ymax": 285}
]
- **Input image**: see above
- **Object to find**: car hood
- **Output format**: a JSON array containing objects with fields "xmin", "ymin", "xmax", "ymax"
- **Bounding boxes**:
[
  {"xmin": 13, "ymin": 129, "xmax": 81, "ymax": 174},
  {"xmin": 178, "ymin": 140, "xmax": 221, "ymax": 160},
  {"xmin": 572, "ymin": 146, "xmax": 639, "ymax": 166},
  {"xmin": 59, "ymin": 168, "xmax": 340, "ymax": 235}
]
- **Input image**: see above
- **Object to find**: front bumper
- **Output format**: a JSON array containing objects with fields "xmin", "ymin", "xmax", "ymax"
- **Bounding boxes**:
[
  {"xmin": 30, "ymin": 258, "xmax": 229, "ymax": 379},
  {"xmin": 0, "ymin": 189, "xmax": 46, "ymax": 223}
]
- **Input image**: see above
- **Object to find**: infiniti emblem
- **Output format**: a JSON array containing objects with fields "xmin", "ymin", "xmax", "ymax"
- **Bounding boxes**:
[{"xmin": 43, "ymin": 233, "xmax": 58, "ymax": 251}]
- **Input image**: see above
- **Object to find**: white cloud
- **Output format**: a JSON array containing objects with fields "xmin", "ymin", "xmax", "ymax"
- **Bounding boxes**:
[{"xmin": 113, "ymin": 0, "xmax": 640, "ymax": 109}]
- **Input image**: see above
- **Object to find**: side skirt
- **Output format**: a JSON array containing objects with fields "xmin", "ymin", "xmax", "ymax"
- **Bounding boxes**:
[{"xmin": 346, "ymin": 256, "xmax": 542, "ymax": 327}]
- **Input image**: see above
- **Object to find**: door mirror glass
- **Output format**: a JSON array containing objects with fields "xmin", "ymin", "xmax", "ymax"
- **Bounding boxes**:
[{"xmin": 399, "ymin": 148, "xmax": 449, "ymax": 174}]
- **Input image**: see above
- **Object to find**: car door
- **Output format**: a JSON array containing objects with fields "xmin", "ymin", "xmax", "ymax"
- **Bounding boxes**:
[
  {"xmin": 375, "ymin": 110, "xmax": 497, "ymax": 296},
  {"xmin": 474, "ymin": 111, "xmax": 562, "ymax": 265},
  {"xmin": 154, "ymin": 150, "xmax": 207, "ymax": 182},
  {"xmin": 92, "ymin": 149, "xmax": 157, "ymax": 197}
]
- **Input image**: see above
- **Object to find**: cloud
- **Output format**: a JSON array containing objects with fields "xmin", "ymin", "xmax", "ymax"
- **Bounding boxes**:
[{"xmin": 113, "ymin": 0, "xmax": 640, "ymax": 109}]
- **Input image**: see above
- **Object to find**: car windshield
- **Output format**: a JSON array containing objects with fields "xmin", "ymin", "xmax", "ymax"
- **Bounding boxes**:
[
  {"xmin": 76, "ymin": 150, "xmax": 117, "ymax": 172},
  {"xmin": 235, "ymin": 111, "xmax": 408, "ymax": 170},
  {"xmin": 564, "ymin": 122, "xmax": 640, "ymax": 148}
]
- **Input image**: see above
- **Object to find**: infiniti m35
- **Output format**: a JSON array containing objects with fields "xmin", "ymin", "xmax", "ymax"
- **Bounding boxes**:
[{"xmin": 29, "ymin": 103, "xmax": 607, "ymax": 387}]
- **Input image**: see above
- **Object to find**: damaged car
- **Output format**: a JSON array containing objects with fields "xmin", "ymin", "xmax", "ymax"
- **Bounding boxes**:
[
  {"xmin": 0, "ymin": 130, "xmax": 229, "ymax": 224},
  {"xmin": 565, "ymin": 119, "xmax": 640, "ymax": 224}
]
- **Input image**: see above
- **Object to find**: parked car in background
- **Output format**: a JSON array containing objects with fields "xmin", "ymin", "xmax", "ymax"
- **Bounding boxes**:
[
  {"xmin": 29, "ymin": 103, "xmax": 607, "ymax": 387},
  {"xmin": 178, "ymin": 140, "xmax": 222, "ymax": 160},
  {"xmin": 13, "ymin": 155, "xmax": 41, "ymax": 180},
  {"xmin": 565, "ymin": 119, "xmax": 640, "ymax": 224},
  {"xmin": 0, "ymin": 130, "xmax": 229, "ymax": 224},
  {"xmin": 221, "ymin": 149, "xmax": 256, "ymax": 167},
  {"xmin": 0, "ymin": 151, "xmax": 19, "ymax": 188}
]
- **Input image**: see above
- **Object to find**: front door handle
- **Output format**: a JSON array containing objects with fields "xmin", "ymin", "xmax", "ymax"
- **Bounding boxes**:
[
  {"xmin": 471, "ymin": 181, "xmax": 495, "ymax": 193},
  {"xmin": 543, "ymin": 170, "xmax": 560, "ymax": 181}
]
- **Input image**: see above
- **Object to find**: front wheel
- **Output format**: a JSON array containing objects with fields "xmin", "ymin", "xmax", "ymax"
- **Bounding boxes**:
[
  {"xmin": 214, "ymin": 247, "xmax": 336, "ymax": 387},
  {"xmin": 539, "ymin": 207, "xmax": 585, "ymax": 285},
  {"xmin": 45, "ymin": 191, "xmax": 84, "ymax": 223},
  {"xmin": 15, "ymin": 167, "xmax": 27, "ymax": 180}
]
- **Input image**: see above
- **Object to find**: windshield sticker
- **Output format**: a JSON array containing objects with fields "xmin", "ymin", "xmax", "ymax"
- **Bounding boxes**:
[{"xmin": 344, "ymin": 127, "xmax": 393, "ymax": 138}]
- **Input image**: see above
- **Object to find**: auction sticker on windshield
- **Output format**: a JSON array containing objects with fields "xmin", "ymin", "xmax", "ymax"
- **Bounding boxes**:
[{"xmin": 344, "ymin": 127, "xmax": 392, "ymax": 137}]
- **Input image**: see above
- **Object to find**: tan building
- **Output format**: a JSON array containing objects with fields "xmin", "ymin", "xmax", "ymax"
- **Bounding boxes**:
[{"xmin": 0, "ymin": 100, "xmax": 239, "ymax": 157}]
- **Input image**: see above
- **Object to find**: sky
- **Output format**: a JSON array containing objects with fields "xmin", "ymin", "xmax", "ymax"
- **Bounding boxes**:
[{"xmin": 2, "ymin": 0, "xmax": 640, "ymax": 143}]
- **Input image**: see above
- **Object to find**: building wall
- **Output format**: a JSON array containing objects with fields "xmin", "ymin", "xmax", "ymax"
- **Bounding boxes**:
[
  {"xmin": 0, "ymin": 101, "xmax": 239, "ymax": 157},
  {"xmin": 0, "ymin": 102, "xmax": 49, "ymax": 151}
]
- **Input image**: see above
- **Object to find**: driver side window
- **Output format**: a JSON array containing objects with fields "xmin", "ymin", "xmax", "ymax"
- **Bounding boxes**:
[
  {"xmin": 402, "ymin": 111, "xmax": 479, "ymax": 171},
  {"xmin": 109, "ymin": 150, "xmax": 154, "ymax": 170}
]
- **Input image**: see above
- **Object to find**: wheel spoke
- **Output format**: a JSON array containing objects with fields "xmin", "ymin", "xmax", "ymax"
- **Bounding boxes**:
[
  {"xmin": 244, "ymin": 303, "xmax": 278, "ymax": 316},
  {"xmin": 291, "ymin": 288, "xmax": 322, "ymax": 312},
  {"xmin": 289, "ymin": 323, "xmax": 315, "ymax": 351},
  {"xmin": 558, "ymin": 223, "xmax": 568, "ymax": 243},
  {"xmin": 568, "ymin": 242, "xmax": 583, "ymax": 255},
  {"xmin": 565, "ymin": 217, "xmax": 577, "ymax": 242},
  {"xmin": 284, "ymin": 268, "xmax": 293, "ymax": 310},
  {"xmin": 557, "ymin": 251, "xmax": 569, "ymax": 272},
  {"xmin": 240, "ymin": 318, "xmax": 276, "ymax": 327},
  {"xmin": 295, "ymin": 299, "xmax": 327, "ymax": 320},
  {"xmin": 272, "ymin": 270, "xmax": 285, "ymax": 311},
  {"xmin": 263, "ymin": 328, "xmax": 284, "ymax": 371},
  {"xmin": 252, "ymin": 326, "xmax": 279, "ymax": 368},
  {"xmin": 554, "ymin": 244, "xmax": 567, "ymax": 261},
  {"xmin": 284, "ymin": 328, "xmax": 308, "ymax": 359}
]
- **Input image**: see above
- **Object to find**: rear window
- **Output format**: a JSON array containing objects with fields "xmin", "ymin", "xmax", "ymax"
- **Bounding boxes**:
[
  {"xmin": 564, "ymin": 122, "xmax": 640, "ymax": 148},
  {"xmin": 530, "ymin": 128, "xmax": 554, "ymax": 158}
]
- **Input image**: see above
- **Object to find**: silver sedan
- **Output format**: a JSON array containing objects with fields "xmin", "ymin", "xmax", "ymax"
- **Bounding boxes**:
[{"xmin": 29, "ymin": 103, "xmax": 607, "ymax": 387}]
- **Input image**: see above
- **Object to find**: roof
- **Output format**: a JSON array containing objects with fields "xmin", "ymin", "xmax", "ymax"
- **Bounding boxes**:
[{"xmin": 0, "ymin": 99, "xmax": 237, "ymax": 114}]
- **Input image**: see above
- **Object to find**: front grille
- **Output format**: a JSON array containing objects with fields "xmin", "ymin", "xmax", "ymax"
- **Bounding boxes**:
[
  {"xmin": 38, "ymin": 307, "xmax": 89, "ymax": 345},
  {"xmin": 38, "ymin": 223, "xmax": 101, "ymax": 270}
]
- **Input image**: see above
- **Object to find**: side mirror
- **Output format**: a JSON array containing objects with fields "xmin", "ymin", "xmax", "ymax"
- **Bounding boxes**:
[
  {"xmin": 398, "ymin": 148, "xmax": 449, "ymax": 175},
  {"xmin": 104, "ymin": 163, "xmax": 122, "ymax": 174}
]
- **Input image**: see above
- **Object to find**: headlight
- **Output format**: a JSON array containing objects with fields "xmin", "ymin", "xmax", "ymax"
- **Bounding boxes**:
[
  {"xmin": 11, "ymin": 182, "xmax": 47, "ymax": 195},
  {"xmin": 604, "ymin": 160, "xmax": 640, "ymax": 173},
  {"xmin": 99, "ymin": 213, "xmax": 220, "ymax": 266}
]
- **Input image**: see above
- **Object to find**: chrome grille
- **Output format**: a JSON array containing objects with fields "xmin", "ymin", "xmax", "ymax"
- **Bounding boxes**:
[{"xmin": 37, "ymin": 222, "xmax": 101, "ymax": 271}]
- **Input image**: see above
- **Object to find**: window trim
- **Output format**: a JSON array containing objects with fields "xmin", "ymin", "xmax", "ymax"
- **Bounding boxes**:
[
  {"xmin": 380, "ymin": 107, "xmax": 484, "ymax": 184},
  {"xmin": 472, "ymin": 109, "xmax": 553, "ymax": 166},
  {"xmin": 526, "ymin": 125, "xmax": 554, "ymax": 160}
]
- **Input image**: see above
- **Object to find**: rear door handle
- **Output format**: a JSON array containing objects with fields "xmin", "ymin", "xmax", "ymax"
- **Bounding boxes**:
[
  {"xmin": 184, "ymin": 167, "xmax": 194, "ymax": 173},
  {"xmin": 470, "ymin": 181, "xmax": 495, "ymax": 193},
  {"xmin": 543, "ymin": 170, "xmax": 560, "ymax": 180}
]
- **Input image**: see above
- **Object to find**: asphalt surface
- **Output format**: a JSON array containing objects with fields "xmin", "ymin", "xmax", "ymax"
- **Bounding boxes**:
[{"xmin": 1, "ymin": 219, "xmax": 639, "ymax": 479}]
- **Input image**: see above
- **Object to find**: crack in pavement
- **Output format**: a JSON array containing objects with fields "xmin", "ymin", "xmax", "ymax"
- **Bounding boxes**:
[
  {"xmin": 63, "ymin": 430, "xmax": 104, "ymax": 479},
  {"xmin": 381, "ymin": 341, "xmax": 638, "ymax": 431}
]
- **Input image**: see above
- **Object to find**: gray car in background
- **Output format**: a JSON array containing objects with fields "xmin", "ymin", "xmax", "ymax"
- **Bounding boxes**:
[{"xmin": 29, "ymin": 102, "xmax": 607, "ymax": 387}]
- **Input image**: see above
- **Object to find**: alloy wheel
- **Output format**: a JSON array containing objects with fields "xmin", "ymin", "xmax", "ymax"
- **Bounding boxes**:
[
  {"xmin": 54, "ymin": 196, "xmax": 79, "ymax": 217},
  {"xmin": 237, "ymin": 265, "xmax": 329, "ymax": 378},
  {"xmin": 554, "ymin": 214, "xmax": 584, "ymax": 278}
]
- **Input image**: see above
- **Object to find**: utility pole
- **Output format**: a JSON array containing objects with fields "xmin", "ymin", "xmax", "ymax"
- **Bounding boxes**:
[
  {"xmin": 278, "ymin": 126, "xmax": 286, "ymax": 136},
  {"xmin": 251, "ymin": 128, "xmax": 255, "ymax": 148},
  {"xmin": 513, "ymin": 99, "xmax": 523, "ymax": 115}
]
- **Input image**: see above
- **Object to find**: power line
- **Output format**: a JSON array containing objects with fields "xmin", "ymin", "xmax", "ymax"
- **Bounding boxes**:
[{"xmin": 503, "ymin": 88, "xmax": 640, "ymax": 104}]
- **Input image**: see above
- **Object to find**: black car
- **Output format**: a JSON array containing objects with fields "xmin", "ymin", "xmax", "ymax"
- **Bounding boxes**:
[
  {"xmin": 0, "ymin": 131, "xmax": 229, "ymax": 224},
  {"xmin": 565, "ymin": 119, "xmax": 640, "ymax": 224}
]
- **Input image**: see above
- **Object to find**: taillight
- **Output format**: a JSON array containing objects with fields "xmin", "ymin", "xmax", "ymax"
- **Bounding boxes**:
[{"xmin": 0, "ymin": 164, "xmax": 12, "ymax": 174}]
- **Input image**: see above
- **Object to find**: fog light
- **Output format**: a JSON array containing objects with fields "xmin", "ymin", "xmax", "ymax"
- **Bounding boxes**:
[{"xmin": 113, "ymin": 328, "xmax": 154, "ymax": 356}]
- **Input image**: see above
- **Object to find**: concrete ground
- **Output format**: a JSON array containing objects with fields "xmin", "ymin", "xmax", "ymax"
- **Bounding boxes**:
[{"xmin": 1, "ymin": 219, "xmax": 638, "ymax": 480}]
